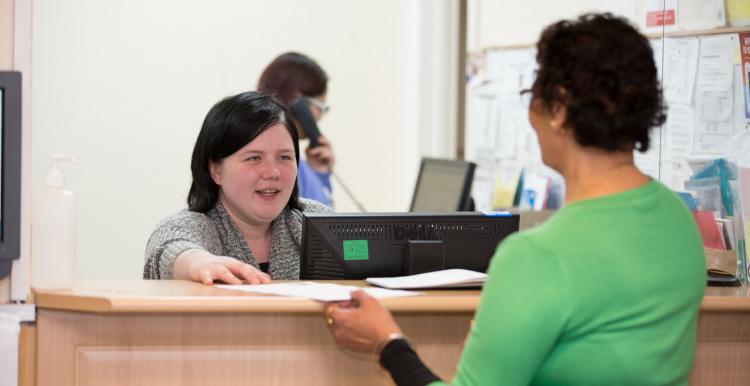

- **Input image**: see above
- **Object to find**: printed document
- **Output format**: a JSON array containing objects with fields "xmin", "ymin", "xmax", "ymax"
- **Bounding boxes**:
[{"xmin": 215, "ymin": 282, "xmax": 421, "ymax": 302}]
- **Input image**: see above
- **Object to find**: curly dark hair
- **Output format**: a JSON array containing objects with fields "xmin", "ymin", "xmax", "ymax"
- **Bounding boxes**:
[{"xmin": 529, "ymin": 13, "xmax": 666, "ymax": 152}]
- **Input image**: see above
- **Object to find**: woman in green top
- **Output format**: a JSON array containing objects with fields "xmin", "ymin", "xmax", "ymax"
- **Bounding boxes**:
[{"xmin": 324, "ymin": 13, "xmax": 706, "ymax": 386}]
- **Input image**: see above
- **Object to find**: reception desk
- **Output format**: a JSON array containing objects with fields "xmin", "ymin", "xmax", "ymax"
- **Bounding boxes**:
[{"xmin": 29, "ymin": 281, "xmax": 750, "ymax": 386}]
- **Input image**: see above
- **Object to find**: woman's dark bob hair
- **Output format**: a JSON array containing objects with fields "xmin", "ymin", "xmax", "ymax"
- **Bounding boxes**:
[
  {"xmin": 529, "ymin": 13, "xmax": 666, "ymax": 152},
  {"xmin": 187, "ymin": 91, "xmax": 301, "ymax": 213}
]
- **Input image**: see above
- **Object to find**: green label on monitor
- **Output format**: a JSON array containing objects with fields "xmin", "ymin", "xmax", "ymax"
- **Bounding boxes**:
[{"xmin": 343, "ymin": 240, "xmax": 369, "ymax": 261}]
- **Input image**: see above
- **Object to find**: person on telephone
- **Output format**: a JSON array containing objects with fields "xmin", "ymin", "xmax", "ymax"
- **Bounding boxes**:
[
  {"xmin": 324, "ymin": 13, "xmax": 706, "ymax": 386},
  {"xmin": 144, "ymin": 91, "xmax": 331, "ymax": 284},
  {"xmin": 257, "ymin": 52, "xmax": 335, "ymax": 208}
]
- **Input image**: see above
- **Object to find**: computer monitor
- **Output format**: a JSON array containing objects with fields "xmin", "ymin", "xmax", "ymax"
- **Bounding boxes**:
[
  {"xmin": 0, "ymin": 71, "xmax": 22, "ymax": 279},
  {"xmin": 410, "ymin": 157, "xmax": 476, "ymax": 212},
  {"xmin": 300, "ymin": 212, "xmax": 519, "ymax": 280}
]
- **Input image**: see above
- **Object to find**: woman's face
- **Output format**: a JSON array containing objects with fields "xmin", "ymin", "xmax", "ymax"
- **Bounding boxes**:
[{"xmin": 209, "ymin": 123, "xmax": 297, "ymax": 228}]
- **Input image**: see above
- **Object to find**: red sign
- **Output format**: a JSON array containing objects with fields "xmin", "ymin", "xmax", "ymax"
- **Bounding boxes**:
[{"xmin": 646, "ymin": 10, "xmax": 676, "ymax": 27}]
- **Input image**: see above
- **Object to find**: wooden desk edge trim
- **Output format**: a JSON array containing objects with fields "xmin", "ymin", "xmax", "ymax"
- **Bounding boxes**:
[
  {"xmin": 34, "ymin": 292, "xmax": 750, "ymax": 314},
  {"xmin": 700, "ymin": 296, "xmax": 750, "ymax": 312},
  {"xmin": 34, "ymin": 293, "xmax": 113, "ymax": 313},
  {"xmin": 33, "ymin": 295, "xmax": 480, "ymax": 314}
]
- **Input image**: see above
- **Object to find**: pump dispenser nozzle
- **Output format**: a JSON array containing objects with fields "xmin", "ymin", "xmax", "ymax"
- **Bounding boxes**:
[{"xmin": 45, "ymin": 154, "xmax": 76, "ymax": 188}]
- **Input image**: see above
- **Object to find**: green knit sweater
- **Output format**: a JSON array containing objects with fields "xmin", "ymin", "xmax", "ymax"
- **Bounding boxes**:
[{"xmin": 435, "ymin": 180, "xmax": 706, "ymax": 386}]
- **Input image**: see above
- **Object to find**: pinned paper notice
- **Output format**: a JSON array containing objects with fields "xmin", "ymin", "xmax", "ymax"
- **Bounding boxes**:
[{"xmin": 663, "ymin": 38, "xmax": 699, "ymax": 105}]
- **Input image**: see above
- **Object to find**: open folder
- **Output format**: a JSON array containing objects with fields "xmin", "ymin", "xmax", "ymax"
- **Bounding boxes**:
[{"xmin": 366, "ymin": 269, "xmax": 487, "ymax": 289}]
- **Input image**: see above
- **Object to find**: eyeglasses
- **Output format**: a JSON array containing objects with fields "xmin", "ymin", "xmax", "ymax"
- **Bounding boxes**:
[
  {"xmin": 304, "ymin": 96, "xmax": 330, "ymax": 115},
  {"xmin": 519, "ymin": 89, "xmax": 533, "ymax": 109}
]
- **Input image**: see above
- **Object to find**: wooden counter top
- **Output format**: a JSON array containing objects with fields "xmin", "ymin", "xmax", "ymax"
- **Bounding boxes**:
[
  {"xmin": 33, "ymin": 280, "xmax": 481, "ymax": 314},
  {"xmin": 702, "ymin": 286, "xmax": 750, "ymax": 312},
  {"xmin": 33, "ymin": 280, "xmax": 750, "ymax": 314}
]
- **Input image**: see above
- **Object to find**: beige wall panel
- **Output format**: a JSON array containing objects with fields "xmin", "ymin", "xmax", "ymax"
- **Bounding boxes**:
[
  {"xmin": 76, "ymin": 346, "xmax": 389, "ymax": 386},
  {"xmin": 0, "ymin": 0, "xmax": 12, "ymax": 69},
  {"xmin": 37, "ymin": 309, "xmax": 470, "ymax": 386},
  {"xmin": 0, "ymin": 277, "xmax": 9, "ymax": 304}
]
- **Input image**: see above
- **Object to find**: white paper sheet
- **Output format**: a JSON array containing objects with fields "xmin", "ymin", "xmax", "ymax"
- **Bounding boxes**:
[
  {"xmin": 679, "ymin": 0, "xmax": 726, "ymax": 31},
  {"xmin": 696, "ymin": 89, "xmax": 734, "ymax": 122},
  {"xmin": 692, "ymin": 34, "xmax": 739, "ymax": 155},
  {"xmin": 663, "ymin": 37, "xmax": 700, "ymax": 104},
  {"xmin": 366, "ymin": 269, "xmax": 487, "ymax": 290},
  {"xmin": 663, "ymin": 104, "xmax": 695, "ymax": 161},
  {"xmin": 214, "ymin": 282, "xmax": 421, "ymax": 302},
  {"xmin": 693, "ymin": 121, "xmax": 734, "ymax": 155},
  {"xmin": 466, "ymin": 85, "xmax": 501, "ymax": 211},
  {"xmin": 651, "ymin": 39, "xmax": 664, "ymax": 79},
  {"xmin": 660, "ymin": 159, "xmax": 695, "ymax": 192},
  {"xmin": 697, "ymin": 35, "xmax": 735, "ymax": 92},
  {"xmin": 492, "ymin": 48, "xmax": 536, "ymax": 163}
]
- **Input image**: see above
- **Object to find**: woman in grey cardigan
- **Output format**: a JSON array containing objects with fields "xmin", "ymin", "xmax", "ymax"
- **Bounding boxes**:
[{"xmin": 144, "ymin": 91, "xmax": 331, "ymax": 284}]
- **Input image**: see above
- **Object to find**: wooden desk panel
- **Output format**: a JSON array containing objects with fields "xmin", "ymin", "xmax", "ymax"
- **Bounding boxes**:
[
  {"xmin": 36, "ymin": 309, "xmax": 470, "ymax": 386},
  {"xmin": 690, "ymin": 312, "xmax": 750, "ymax": 385},
  {"xmin": 32, "ymin": 281, "xmax": 750, "ymax": 386}
]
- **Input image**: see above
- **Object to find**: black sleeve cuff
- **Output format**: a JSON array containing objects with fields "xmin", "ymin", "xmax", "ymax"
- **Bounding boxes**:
[{"xmin": 379, "ymin": 339, "xmax": 442, "ymax": 386}]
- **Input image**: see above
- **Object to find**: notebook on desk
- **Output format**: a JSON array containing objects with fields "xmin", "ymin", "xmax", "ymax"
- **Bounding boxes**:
[{"xmin": 366, "ymin": 269, "xmax": 487, "ymax": 289}]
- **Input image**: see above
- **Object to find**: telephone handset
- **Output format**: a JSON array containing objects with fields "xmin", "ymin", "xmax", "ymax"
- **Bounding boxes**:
[
  {"xmin": 289, "ymin": 96, "xmax": 322, "ymax": 147},
  {"xmin": 288, "ymin": 96, "xmax": 367, "ymax": 212}
]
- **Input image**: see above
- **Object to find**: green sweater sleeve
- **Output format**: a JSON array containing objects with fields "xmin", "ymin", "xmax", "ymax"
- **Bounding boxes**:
[{"xmin": 432, "ymin": 232, "xmax": 571, "ymax": 386}]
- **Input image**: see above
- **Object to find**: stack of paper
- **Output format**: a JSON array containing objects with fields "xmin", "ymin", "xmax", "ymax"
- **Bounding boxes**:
[
  {"xmin": 366, "ymin": 269, "xmax": 487, "ymax": 289},
  {"xmin": 214, "ymin": 282, "xmax": 420, "ymax": 302}
]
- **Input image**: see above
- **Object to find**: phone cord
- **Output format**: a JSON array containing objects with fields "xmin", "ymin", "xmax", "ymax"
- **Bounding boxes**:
[{"xmin": 331, "ymin": 172, "xmax": 367, "ymax": 212}]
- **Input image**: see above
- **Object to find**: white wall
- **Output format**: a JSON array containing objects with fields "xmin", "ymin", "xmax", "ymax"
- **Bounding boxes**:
[
  {"xmin": 468, "ymin": 0, "xmax": 637, "ymax": 49},
  {"xmin": 31, "ymin": 0, "xmax": 458, "ymax": 280}
]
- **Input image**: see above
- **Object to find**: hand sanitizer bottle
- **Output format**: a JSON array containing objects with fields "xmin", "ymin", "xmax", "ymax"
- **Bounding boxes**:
[{"xmin": 31, "ymin": 154, "xmax": 76, "ymax": 289}]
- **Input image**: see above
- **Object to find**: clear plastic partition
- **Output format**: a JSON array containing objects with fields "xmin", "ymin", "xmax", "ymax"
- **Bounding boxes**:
[
  {"xmin": 465, "ymin": 0, "xmax": 750, "ymax": 284},
  {"xmin": 635, "ymin": 2, "xmax": 750, "ymax": 284}
]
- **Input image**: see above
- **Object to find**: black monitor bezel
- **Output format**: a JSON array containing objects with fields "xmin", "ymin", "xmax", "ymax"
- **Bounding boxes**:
[
  {"xmin": 300, "ymin": 212, "xmax": 519, "ymax": 280},
  {"xmin": 0, "ymin": 71, "xmax": 22, "ymax": 278},
  {"xmin": 409, "ymin": 157, "xmax": 476, "ymax": 212}
]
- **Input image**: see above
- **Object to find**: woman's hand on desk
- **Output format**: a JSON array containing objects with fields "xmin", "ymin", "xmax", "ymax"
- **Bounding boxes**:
[
  {"xmin": 173, "ymin": 249, "xmax": 270, "ymax": 285},
  {"xmin": 325, "ymin": 290, "xmax": 402, "ymax": 354}
]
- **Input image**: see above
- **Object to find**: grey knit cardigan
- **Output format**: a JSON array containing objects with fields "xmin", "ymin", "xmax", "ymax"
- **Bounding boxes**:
[{"xmin": 143, "ymin": 198, "xmax": 332, "ymax": 280}]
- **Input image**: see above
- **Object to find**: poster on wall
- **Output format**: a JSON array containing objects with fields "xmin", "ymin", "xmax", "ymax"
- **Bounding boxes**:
[{"xmin": 740, "ymin": 32, "xmax": 750, "ymax": 119}]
